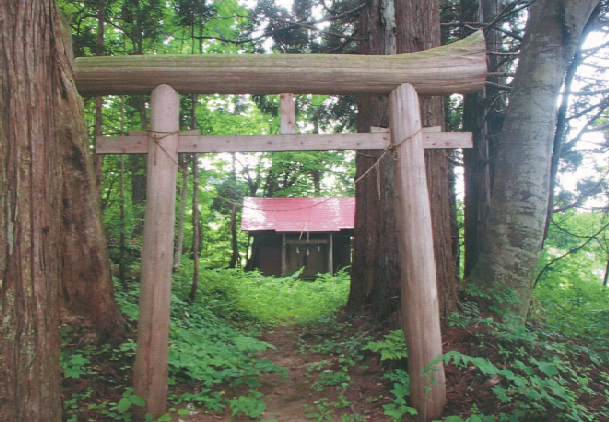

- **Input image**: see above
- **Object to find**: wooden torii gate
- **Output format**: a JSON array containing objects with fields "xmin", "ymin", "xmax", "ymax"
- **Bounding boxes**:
[{"xmin": 81, "ymin": 30, "xmax": 487, "ymax": 421}]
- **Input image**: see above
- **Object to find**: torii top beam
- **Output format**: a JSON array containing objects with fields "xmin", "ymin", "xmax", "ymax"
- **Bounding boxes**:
[{"xmin": 74, "ymin": 31, "xmax": 486, "ymax": 97}]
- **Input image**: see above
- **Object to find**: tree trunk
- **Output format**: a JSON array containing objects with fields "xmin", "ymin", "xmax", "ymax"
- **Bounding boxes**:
[
  {"xmin": 347, "ymin": 0, "xmax": 399, "ymax": 319},
  {"xmin": 395, "ymin": 0, "xmax": 459, "ymax": 319},
  {"xmin": 58, "ymin": 11, "xmax": 127, "ymax": 344},
  {"xmin": 228, "ymin": 205, "xmax": 240, "ymax": 268},
  {"xmin": 94, "ymin": 0, "xmax": 106, "ymax": 195},
  {"xmin": 461, "ymin": 0, "xmax": 503, "ymax": 278},
  {"xmin": 189, "ymin": 154, "xmax": 201, "ymax": 303},
  {"xmin": 467, "ymin": 0, "xmax": 600, "ymax": 318},
  {"xmin": 130, "ymin": 96, "xmax": 148, "ymax": 236},
  {"xmin": 228, "ymin": 152, "xmax": 240, "ymax": 268},
  {"xmin": 119, "ymin": 97, "xmax": 127, "ymax": 286},
  {"xmin": 3, "ymin": 2, "xmax": 70, "ymax": 419},
  {"xmin": 174, "ymin": 154, "xmax": 189, "ymax": 272},
  {"xmin": 348, "ymin": 0, "xmax": 459, "ymax": 320}
]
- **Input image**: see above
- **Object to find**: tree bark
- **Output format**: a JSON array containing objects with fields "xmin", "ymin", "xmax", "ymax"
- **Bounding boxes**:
[
  {"xmin": 119, "ymin": 96, "xmax": 127, "ymax": 286},
  {"xmin": 462, "ymin": 0, "xmax": 504, "ymax": 278},
  {"xmin": 395, "ymin": 0, "xmax": 459, "ymax": 319},
  {"xmin": 130, "ymin": 96, "xmax": 148, "ymax": 236},
  {"xmin": 347, "ymin": 0, "xmax": 399, "ymax": 320},
  {"xmin": 189, "ymin": 154, "xmax": 201, "ymax": 302},
  {"xmin": 3, "ymin": 1, "xmax": 68, "ymax": 419},
  {"xmin": 467, "ymin": 0, "xmax": 601, "ymax": 317},
  {"xmin": 58, "ymin": 10, "xmax": 127, "ymax": 344},
  {"xmin": 348, "ymin": 0, "xmax": 459, "ymax": 320},
  {"xmin": 174, "ymin": 154, "xmax": 189, "ymax": 273}
]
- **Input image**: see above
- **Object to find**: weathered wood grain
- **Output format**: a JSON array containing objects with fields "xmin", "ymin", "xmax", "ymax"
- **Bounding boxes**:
[
  {"xmin": 132, "ymin": 85, "xmax": 179, "ymax": 419},
  {"xmin": 96, "ymin": 130, "xmax": 470, "ymax": 154},
  {"xmin": 75, "ymin": 31, "xmax": 486, "ymax": 96},
  {"xmin": 389, "ymin": 83, "xmax": 446, "ymax": 419}
]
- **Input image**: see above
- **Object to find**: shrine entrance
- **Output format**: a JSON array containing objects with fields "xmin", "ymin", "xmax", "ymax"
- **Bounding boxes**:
[{"xmin": 82, "ymin": 30, "xmax": 487, "ymax": 421}]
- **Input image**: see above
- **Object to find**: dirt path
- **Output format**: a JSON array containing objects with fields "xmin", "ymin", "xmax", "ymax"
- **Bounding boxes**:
[{"xmin": 182, "ymin": 325, "xmax": 393, "ymax": 422}]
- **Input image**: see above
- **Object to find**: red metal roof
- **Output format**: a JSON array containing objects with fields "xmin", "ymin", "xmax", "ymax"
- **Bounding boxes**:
[{"xmin": 241, "ymin": 197, "xmax": 355, "ymax": 233}]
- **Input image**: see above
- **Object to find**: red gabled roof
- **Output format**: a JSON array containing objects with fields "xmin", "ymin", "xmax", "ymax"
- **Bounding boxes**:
[{"xmin": 241, "ymin": 197, "xmax": 355, "ymax": 233}]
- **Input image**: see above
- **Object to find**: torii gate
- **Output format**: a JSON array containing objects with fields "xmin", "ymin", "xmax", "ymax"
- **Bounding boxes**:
[{"xmin": 79, "ymin": 30, "xmax": 487, "ymax": 421}]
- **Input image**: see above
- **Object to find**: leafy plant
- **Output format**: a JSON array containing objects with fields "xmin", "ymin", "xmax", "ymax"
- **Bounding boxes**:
[
  {"xmin": 363, "ymin": 330, "xmax": 408, "ymax": 361},
  {"xmin": 305, "ymin": 398, "xmax": 335, "ymax": 421}
]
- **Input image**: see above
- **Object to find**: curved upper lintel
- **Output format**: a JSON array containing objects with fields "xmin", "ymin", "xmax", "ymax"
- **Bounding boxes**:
[{"xmin": 74, "ymin": 31, "xmax": 487, "ymax": 97}]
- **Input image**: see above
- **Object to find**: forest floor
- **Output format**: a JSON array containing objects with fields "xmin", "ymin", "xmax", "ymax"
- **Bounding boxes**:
[
  {"xmin": 180, "ymin": 321, "xmax": 395, "ymax": 422},
  {"xmin": 63, "ymin": 309, "xmax": 609, "ymax": 422}
]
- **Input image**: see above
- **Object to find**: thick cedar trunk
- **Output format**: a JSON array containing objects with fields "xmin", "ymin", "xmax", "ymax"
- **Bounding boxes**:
[
  {"xmin": 467, "ymin": 0, "xmax": 600, "ymax": 317},
  {"xmin": 58, "ymin": 9, "xmax": 127, "ymax": 344},
  {"xmin": 461, "ymin": 0, "xmax": 502, "ymax": 278},
  {"xmin": 3, "ymin": 2, "xmax": 68, "ymax": 419},
  {"xmin": 395, "ymin": 0, "xmax": 459, "ymax": 319},
  {"xmin": 347, "ymin": 0, "xmax": 398, "ymax": 319},
  {"xmin": 348, "ymin": 0, "xmax": 459, "ymax": 319}
]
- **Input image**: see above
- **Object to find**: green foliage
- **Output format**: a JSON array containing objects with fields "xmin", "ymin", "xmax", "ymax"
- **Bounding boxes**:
[
  {"xmin": 229, "ymin": 390, "xmax": 266, "ymax": 418},
  {"xmin": 305, "ymin": 398, "xmax": 335, "ymax": 421},
  {"xmin": 533, "ymin": 276, "xmax": 609, "ymax": 359},
  {"xmin": 363, "ymin": 330, "xmax": 408, "ymax": 361},
  {"xmin": 176, "ymin": 266, "xmax": 351, "ymax": 326}
]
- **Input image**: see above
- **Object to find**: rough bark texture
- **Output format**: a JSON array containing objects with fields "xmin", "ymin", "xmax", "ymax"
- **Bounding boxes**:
[
  {"xmin": 467, "ymin": 0, "xmax": 600, "ymax": 317},
  {"xmin": 348, "ymin": 0, "xmax": 459, "ymax": 320},
  {"xmin": 395, "ymin": 0, "xmax": 459, "ymax": 319},
  {"xmin": 58, "ymin": 7, "xmax": 127, "ymax": 344},
  {"xmin": 2, "ymin": 1, "xmax": 65, "ymax": 419},
  {"xmin": 461, "ymin": 0, "xmax": 502, "ymax": 278},
  {"xmin": 347, "ymin": 0, "xmax": 400, "ymax": 320}
]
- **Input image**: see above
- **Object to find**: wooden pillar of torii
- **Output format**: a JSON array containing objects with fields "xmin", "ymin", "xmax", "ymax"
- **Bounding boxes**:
[{"xmin": 85, "ymin": 31, "xmax": 487, "ymax": 421}]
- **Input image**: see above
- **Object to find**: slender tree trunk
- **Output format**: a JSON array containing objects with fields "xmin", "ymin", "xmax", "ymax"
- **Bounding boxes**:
[
  {"xmin": 467, "ymin": 0, "xmax": 601, "ymax": 317},
  {"xmin": 119, "ymin": 96, "xmax": 127, "ymax": 286},
  {"xmin": 95, "ymin": 97, "xmax": 104, "ymax": 197},
  {"xmin": 174, "ymin": 154, "xmax": 189, "ymax": 273},
  {"xmin": 130, "ymin": 96, "xmax": 148, "ymax": 236},
  {"xmin": 189, "ymin": 154, "xmax": 200, "ymax": 303},
  {"xmin": 603, "ymin": 258, "xmax": 609, "ymax": 287},
  {"xmin": 543, "ymin": 7, "xmax": 600, "ymax": 243},
  {"xmin": 228, "ymin": 152, "xmax": 240, "ymax": 268},
  {"xmin": 228, "ymin": 205, "xmax": 240, "ymax": 268},
  {"xmin": 3, "ymin": 2, "xmax": 73, "ymax": 419},
  {"xmin": 94, "ymin": 0, "xmax": 106, "ymax": 195}
]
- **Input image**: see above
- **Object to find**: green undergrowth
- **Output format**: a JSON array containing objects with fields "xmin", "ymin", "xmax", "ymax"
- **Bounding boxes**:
[
  {"xmin": 62, "ymin": 265, "xmax": 350, "ymax": 421},
  {"xmin": 431, "ymin": 284, "xmax": 609, "ymax": 422},
  {"xmin": 173, "ymin": 262, "xmax": 351, "ymax": 326}
]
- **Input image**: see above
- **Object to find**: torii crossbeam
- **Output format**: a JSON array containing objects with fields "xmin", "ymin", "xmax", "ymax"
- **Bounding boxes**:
[{"xmin": 86, "ymin": 31, "xmax": 487, "ymax": 421}]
